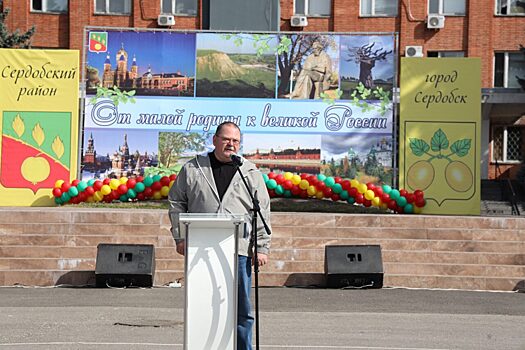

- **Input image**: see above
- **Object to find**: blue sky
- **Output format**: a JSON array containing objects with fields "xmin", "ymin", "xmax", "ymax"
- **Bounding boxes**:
[
  {"xmin": 87, "ymin": 31, "xmax": 197, "ymax": 77},
  {"xmin": 321, "ymin": 133, "xmax": 392, "ymax": 160},
  {"xmin": 84, "ymin": 128, "xmax": 159, "ymax": 156}
]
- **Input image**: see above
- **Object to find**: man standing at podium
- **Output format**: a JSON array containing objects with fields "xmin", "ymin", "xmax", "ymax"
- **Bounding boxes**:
[{"xmin": 168, "ymin": 121, "xmax": 272, "ymax": 350}]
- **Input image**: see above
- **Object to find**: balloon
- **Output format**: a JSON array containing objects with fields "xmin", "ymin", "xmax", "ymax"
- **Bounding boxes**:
[
  {"xmin": 128, "ymin": 188, "xmax": 138, "ymax": 199},
  {"xmin": 355, "ymin": 193, "xmax": 364, "ymax": 204},
  {"xmin": 109, "ymin": 178, "xmax": 120, "ymax": 190},
  {"xmin": 357, "ymin": 183, "xmax": 367, "ymax": 194},
  {"xmin": 350, "ymin": 179, "xmax": 359, "ymax": 188},
  {"xmin": 262, "ymin": 173, "xmax": 269, "ymax": 182},
  {"xmin": 160, "ymin": 176, "xmax": 171, "ymax": 187},
  {"xmin": 143, "ymin": 176, "xmax": 154, "ymax": 187},
  {"xmin": 93, "ymin": 191, "xmax": 103, "ymax": 202},
  {"xmin": 322, "ymin": 187, "xmax": 333, "ymax": 198},
  {"xmin": 396, "ymin": 196, "xmax": 407, "ymax": 207},
  {"xmin": 93, "ymin": 180, "xmax": 103, "ymax": 191},
  {"xmin": 348, "ymin": 187, "xmax": 358, "ymax": 198},
  {"xmin": 307, "ymin": 185, "xmax": 317, "ymax": 196},
  {"xmin": 266, "ymin": 179, "xmax": 277, "ymax": 190},
  {"xmin": 404, "ymin": 204, "xmax": 414, "ymax": 214},
  {"xmin": 60, "ymin": 182, "xmax": 71, "ymax": 193},
  {"xmin": 77, "ymin": 181, "xmax": 88, "ymax": 192},
  {"xmin": 291, "ymin": 185, "xmax": 301, "ymax": 196},
  {"xmin": 169, "ymin": 180, "xmax": 175, "ymax": 188},
  {"xmin": 389, "ymin": 189, "xmax": 400, "ymax": 200},
  {"xmin": 339, "ymin": 190, "xmax": 349, "ymax": 200},
  {"xmin": 315, "ymin": 191, "xmax": 324, "ymax": 200},
  {"xmin": 86, "ymin": 195, "xmax": 94, "ymax": 203},
  {"xmin": 324, "ymin": 177, "xmax": 335, "ymax": 187},
  {"xmin": 54, "ymin": 197, "xmax": 63, "ymax": 205},
  {"xmin": 52, "ymin": 188, "xmax": 62, "ymax": 197},
  {"xmin": 117, "ymin": 184, "xmax": 128, "ymax": 195},
  {"xmin": 399, "ymin": 189, "xmax": 408, "ymax": 197},
  {"xmin": 415, "ymin": 198, "xmax": 426, "ymax": 207},
  {"xmin": 136, "ymin": 193, "xmax": 145, "ymax": 201},
  {"xmin": 332, "ymin": 183, "xmax": 342, "ymax": 194},
  {"xmin": 275, "ymin": 174, "xmax": 285, "ymax": 184},
  {"xmin": 152, "ymin": 191, "xmax": 162, "ymax": 200},
  {"xmin": 414, "ymin": 190, "xmax": 424, "ymax": 198},
  {"xmin": 60, "ymin": 192, "xmax": 71, "ymax": 202},
  {"xmin": 119, "ymin": 195, "xmax": 129, "ymax": 202},
  {"xmin": 102, "ymin": 178, "xmax": 111, "ymax": 185},
  {"xmin": 283, "ymin": 180, "xmax": 293, "ymax": 190},
  {"xmin": 283, "ymin": 190, "xmax": 292, "ymax": 198},
  {"xmin": 347, "ymin": 196, "xmax": 355, "ymax": 204},
  {"xmin": 283, "ymin": 172, "xmax": 293, "ymax": 180},
  {"xmin": 68, "ymin": 186, "xmax": 79, "ymax": 197},
  {"xmin": 160, "ymin": 186, "xmax": 170, "ymax": 197},
  {"xmin": 152, "ymin": 175, "xmax": 162, "ymax": 183},
  {"xmin": 267, "ymin": 172, "xmax": 276, "ymax": 179},
  {"xmin": 405, "ymin": 193, "xmax": 415, "ymax": 203},
  {"xmin": 364, "ymin": 189, "xmax": 375, "ymax": 200},
  {"xmin": 317, "ymin": 174, "xmax": 326, "ymax": 182},
  {"xmin": 151, "ymin": 181, "xmax": 162, "ymax": 191},
  {"xmin": 127, "ymin": 178, "xmax": 137, "ymax": 189},
  {"xmin": 54, "ymin": 179, "xmax": 64, "ymax": 188},
  {"xmin": 341, "ymin": 180, "xmax": 351, "ymax": 191},
  {"xmin": 330, "ymin": 194, "xmax": 340, "ymax": 202},
  {"xmin": 119, "ymin": 177, "xmax": 128, "ymax": 185},
  {"xmin": 71, "ymin": 179, "xmax": 80, "ymax": 186},
  {"xmin": 101, "ymin": 184, "xmax": 111, "ymax": 195},
  {"xmin": 291, "ymin": 174, "xmax": 301, "ymax": 185},
  {"xmin": 382, "ymin": 184, "xmax": 392, "ymax": 194},
  {"xmin": 134, "ymin": 182, "xmax": 145, "ymax": 193},
  {"xmin": 299, "ymin": 179, "xmax": 309, "ymax": 190},
  {"xmin": 299, "ymin": 190, "xmax": 308, "ymax": 199},
  {"xmin": 87, "ymin": 179, "xmax": 96, "ymax": 186},
  {"xmin": 372, "ymin": 196, "xmax": 381, "ymax": 207},
  {"xmin": 275, "ymin": 185, "xmax": 284, "ymax": 195},
  {"xmin": 169, "ymin": 174, "xmax": 177, "ymax": 181},
  {"xmin": 143, "ymin": 187, "xmax": 153, "ymax": 198},
  {"xmin": 363, "ymin": 199, "xmax": 372, "ymax": 207},
  {"xmin": 334, "ymin": 177, "xmax": 343, "ymax": 184}
]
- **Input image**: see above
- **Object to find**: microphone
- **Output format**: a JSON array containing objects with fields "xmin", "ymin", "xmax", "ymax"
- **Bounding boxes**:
[{"xmin": 230, "ymin": 153, "xmax": 244, "ymax": 166}]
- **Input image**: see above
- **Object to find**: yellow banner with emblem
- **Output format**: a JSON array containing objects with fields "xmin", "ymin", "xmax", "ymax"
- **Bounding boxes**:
[
  {"xmin": 0, "ymin": 49, "xmax": 79, "ymax": 206},
  {"xmin": 400, "ymin": 58, "xmax": 481, "ymax": 215}
]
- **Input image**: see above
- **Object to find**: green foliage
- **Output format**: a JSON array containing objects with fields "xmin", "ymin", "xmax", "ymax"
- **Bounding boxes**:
[
  {"xmin": 320, "ymin": 89, "xmax": 343, "ymax": 105},
  {"xmin": 89, "ymin": 86, "xmax": 136, "ymax": 106},
  {"xmin": 349, "ymin": 82, "xmax": 392, "ymax": 115},
  {"xmin": 409, "ymin": 128, "xmax": 472, "ymax": 162},
  {"xmin": 0, "ymin": 8, "xmax": 35, "ymax": 48},
  {"xmin": 144, "ymin": 164, "xmax": 182, "ymax": 177},
  {"xmin": 158, "ymin": 132, "xmax": 207, "ymax": 168}
]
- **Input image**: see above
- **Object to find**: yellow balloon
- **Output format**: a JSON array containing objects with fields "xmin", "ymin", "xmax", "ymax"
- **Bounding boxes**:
[
  {"xmin": 365, "ymin": 189, "xmax": 375, "ymax": 200},
  {"xmin": 86, "ymin": 195, "xmax": 94, "ymax": 203},
  {"xmin": 54, "ymin": 179, "xmax": 64, "ymax": 188},
  {"xmin": 94, "ymin": 191, "xmax": 103, "ymax": 201},
  {"xmin": 160, "ymin": 185, "xmax": 170, "ymax": 197},
  {"xmin": 372, "ymin": 196, "xmax": 381, "ymax": 206},
  {"xmin": 358, "ymin": 183, "xmax": 368, "ymax": 194},
  {"xmin": 101, "ymin": 184, "xmax": 112, "ymax": 195},
  {"xmin": 307, "ymin": 185, "xmax": 317, "ymax": 196},
  {"xmin": 169, "ymin": 180, "xmax": 175, "ymax": 188},
  {"xmin": 291, "ymin": 174, "xmax": 301, "ymax": 185},
  {"xmin": 109, "ymin": 179, "xmax": 120, "ymax": 190},
  {"xmin": 299, "ymin": 179, "xmax": 309, "ymax": 190},
  {"xmin": 283, "ymin": 172, "xmax": 293, "ymax": 180},
  {"xmin": 315, "ymin": 191, "xmax": 324, "ymax": 200},
  {"xmin": 119, "ymin": 176, "xmax": 128, "ymax": 184},
  {"xmin": 350, "ymin": 179, "xmax": 359, "ymax": 188},
  {"xmin": 152, "ymin": 191, "xmax": 162, "ymax": 200}
]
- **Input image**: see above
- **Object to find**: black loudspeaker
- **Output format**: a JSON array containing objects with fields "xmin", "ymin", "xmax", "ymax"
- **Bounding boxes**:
[
  {"xmin": 324, "ymin": 245, "xmax": 383, "ymax": 289},
  {"xmin": 95, "ymin": 244, "xmax": 155, "ymax": 288}
]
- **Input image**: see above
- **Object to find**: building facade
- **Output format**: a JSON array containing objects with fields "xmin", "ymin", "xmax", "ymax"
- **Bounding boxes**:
[{"xmin": 2, "ymin": 0, "xmax": 524, "ymax": 180}]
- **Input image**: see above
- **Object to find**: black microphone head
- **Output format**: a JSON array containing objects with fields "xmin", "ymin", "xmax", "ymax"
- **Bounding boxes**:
[{"xmin": 230, "ymin": 153, "xmax": 244, "ymax": 166}]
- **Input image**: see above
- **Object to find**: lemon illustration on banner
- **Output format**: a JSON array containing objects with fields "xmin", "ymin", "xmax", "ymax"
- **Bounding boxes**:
[{"xmin": 0, "ymin": 111, "xmax": 71, "ymax": 193}]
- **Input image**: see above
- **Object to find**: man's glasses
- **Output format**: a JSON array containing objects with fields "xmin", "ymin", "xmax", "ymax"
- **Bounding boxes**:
[{"xmin": 216, "ymin": 135, "xmax": 240, "ymax": 145}]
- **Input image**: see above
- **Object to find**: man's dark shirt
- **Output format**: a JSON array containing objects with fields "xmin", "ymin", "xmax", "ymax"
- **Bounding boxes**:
[{"xmin": 209, "ymin": 152, "xmax": 237, "ymax": 201}]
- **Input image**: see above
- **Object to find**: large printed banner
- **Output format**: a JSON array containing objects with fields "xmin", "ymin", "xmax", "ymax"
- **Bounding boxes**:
[
  {"xmin": 400, "ymin": 58, "xmax": 481, "ymax": 215},
  {"xmin": 0, "ymin": 49, "xmax": 79, "ymax": 206},
  {"xmin": 83, "ymin": 29, "xmax": 397, "ymax": 185}
]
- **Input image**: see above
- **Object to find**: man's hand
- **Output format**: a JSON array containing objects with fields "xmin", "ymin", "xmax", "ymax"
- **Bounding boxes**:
[
  {"xmin": 254, "ymin": 253, "xmax": 268, "ymax": 267},
  {"xmin": 176, "ymin": 241, "xmax": 185, "ymax": 256}
]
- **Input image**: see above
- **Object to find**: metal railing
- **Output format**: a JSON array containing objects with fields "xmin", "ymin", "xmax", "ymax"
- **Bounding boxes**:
[{"xmin": 494, "ymin": 160, "xmax": 521, "ymax": 216}]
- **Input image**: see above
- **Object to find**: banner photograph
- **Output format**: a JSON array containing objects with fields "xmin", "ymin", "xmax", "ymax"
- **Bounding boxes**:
[
  {"xmin": 0, "ymin": 49, "xmax": 79, "ymax": 206},
  {"xmin": 83, "ymin": 29, "xmax": 397, "ymax": 185}
]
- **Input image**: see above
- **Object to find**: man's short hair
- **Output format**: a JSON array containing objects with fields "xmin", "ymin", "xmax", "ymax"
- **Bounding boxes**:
[{"xmin": 215, "ymin": 122, "xmax": 241, "ymax": 136}]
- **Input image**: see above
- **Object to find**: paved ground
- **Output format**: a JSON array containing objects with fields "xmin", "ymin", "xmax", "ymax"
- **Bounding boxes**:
[{"xmin": 0, "ymin": 286, "xmax": 524, "ymax": 350}]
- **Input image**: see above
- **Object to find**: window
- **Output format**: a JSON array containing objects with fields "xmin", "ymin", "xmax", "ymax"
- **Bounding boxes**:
[
  {"xmin": 429, "ymin": 0, "xmax": 466, "ymax": 15},
  {"xmin": 32, "ymin": 0, "xmax": 68, "ymax": 13},
  {"xmin": 494, "ymin": 52, "xmax": 525, "ymax": 88},
  {"xmin": 496, "ymin": 0, "xmax": 525, "ymax": 15},
  {"xmin": 95, "ymin": 0, "xmax": 131, "ymax": 14},
  {"xmin": 427, "ymin": 51, "xmax": 465, "ymax": 58},
  {"xmin": 295, "ymin": 0, "xmax": 332, "ymax": 16},
  {"xmin": 161, "ymin": 0, "xmax": 197, "ymax": 16},
  {"xmin": 492, "ymin": 126, "xmax": 523, "ymax": 162},
  {"xmin": 360, "ymin": 0, "xmax": 398, "ymax": 16}
]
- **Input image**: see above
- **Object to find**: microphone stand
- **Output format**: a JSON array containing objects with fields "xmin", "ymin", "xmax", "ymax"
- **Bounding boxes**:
[{"xmin": 233, "ymin": 161, "xmax": 271, "ymax": 350}]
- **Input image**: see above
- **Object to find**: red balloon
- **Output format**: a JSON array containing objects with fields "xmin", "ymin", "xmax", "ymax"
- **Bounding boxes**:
[
  {"xmin": 414, "ymin": 190, "xmax": 424, "ymax": 198},
  {"xmin": 348, "ymin": 187, "xmax": 358, "ymax": 198},
  {"xmin": 103, "ymin": 195, "xmax": 113, "ymax": 203},
  {"xmin": 341, "ymin": 180, "xmax": 351, "ymax": 191},
  {"xmin": 84, "ymin": 186, "xmax": 95, "ymax": 196},
  {"xmin": 415, "ymin": 198, "xmax": 426, "ymax": 207},
  {"xmin": 70, "ymin": 196, "xmax": 80, "ymax": 204},
  {"xmin": 366, "ymin": 182, "xmax": 376, "ymax": 191},
  {"xmin": 355, "ymin": 193, "xmax": 364, "ymax": 204},
  {"xmin": 331, "ymin": 194, "xmax": 340, "ymax": 202},
  {"xmin": 400, "ymin": 189, "xmax": 408, "ymax": 197},
  {"xmin": 52, "ymin": 188, "xmax": 62, "ymax": 197},
  {"xmin": 103, "ymin": 178, "xmax": 111, "ymax": 185},
  {"xmin": 282, "ymin": 180, "xmax": 293, "ymax": 190},
  {"xmin": 396, "ymin": 205, "xmax": 404, "ymax": 214},
  {"xmin": 93, "ymin": 180, "xmax": 103, "ymax": 191},
  {"xmin": 117, "ymin": 184, "xmax": 128, "ymax": 195},
  {"xmin": 268, "ymin": 189, "xmax": 276, "ymax": 198},
  {"xmin": 160, "ymin": 176, "xmax": 170, "ymax": 187},
  {"xmin": 291, "ymin": 185, "xmax": 301, "ymax": 196},
  {"xmin": 136, "ymin": 192, "xmax": 146, "ymax": 201},
  {"xmin": 77, "ymin": 192, "xmax": 87, "ymax": 202},
  {"xmin": 299, "ymin": 190, "xmax": 308, "ymax": 198},
  {"xmin": 334, "ymin": 177, "xmax": 343, "ymax": 184},
  {"xmin": 405, "ymin": 193, "xmax": 415, "ymax": 203},
  {"xmin": 300, "ymin": 173, "xmax": 309, "ymax": 179},
  {"xmin": 136, "ymin": 176, "xmax": 144, "ymax": 183},
  {"xmin": 143, "ymin": 187, "xmax": 153, "ymax": 198},
  {"xmin": 387, "ymin": 199, "xmax": 397, "ymax": 210},
  {"xmin": 381, "ymin": 193, "xmax": 391, "ymax": 202},
  {"xmin": 267, "ymin": 172, "xmax": 277, "ymax": 180},
  {"xmin": 169, "ymin": 174, "xmax": 177, "ymax": 181},
  {"xmin": 60, "ymin": 182, "xmax": 71, "ymax": 193},
  {"xmin": 111, "ymin": 190, "xmax": 120, "ymax": 200},
  {"xmin": 151, "ymin": 181, "xmax": 162, "ymax": 191},
  {"xmin": 317, "ymin": 182, "xmax": 326, "ymax": 191},
  {"xmin": 127, "ymin": 178, "xmax": 137, "ymax": 189},
  {"xmin": 275, "ymin": 174, "xmax": 285, "ymax": 184},
  {"xmin": 322, "ymin": 187, "xmax": 333, "ymax": 198},
  {"xmin": 373, "ymin": 187, "xmax": 384, "ymax": 197},
  {"xmin": 363, "ymin": 199, "xmax": 372, "ymax": 207}
]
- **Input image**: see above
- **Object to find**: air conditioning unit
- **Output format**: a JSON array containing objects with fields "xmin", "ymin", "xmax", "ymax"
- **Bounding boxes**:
[
  {"xmin": 290, "ymin": 15, "xmax": 308, "ymax": 27},
  {"xmin": 158, "ymin": 14, "xmax": 175, "ymax": 26},
  {"xmin": 405, "ymin": 46, "xmax": 423, "ymax": 58},
  {"xmin": 427, "ymin": 15, "xmax": 445, "ymax": 29}
]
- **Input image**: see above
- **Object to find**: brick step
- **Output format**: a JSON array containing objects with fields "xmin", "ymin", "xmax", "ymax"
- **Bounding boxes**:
[
  {"xmin": 0, "ymin": 234, "xmax": 175, "ymax": 247},
  {"xmin": 0, "ymin": 258, "xmax": 183, "ymax": 271}
]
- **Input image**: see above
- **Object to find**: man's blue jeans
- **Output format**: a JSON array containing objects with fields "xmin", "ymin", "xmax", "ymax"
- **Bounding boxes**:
[{"xmin": 237, "ymin": 255, "xmax": 254, "ymax": 350}]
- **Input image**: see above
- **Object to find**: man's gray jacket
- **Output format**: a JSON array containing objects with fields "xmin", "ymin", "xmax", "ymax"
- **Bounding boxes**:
[{"xmin": 168, "ymin": 153, "xmax": 271, "ymax": 257}]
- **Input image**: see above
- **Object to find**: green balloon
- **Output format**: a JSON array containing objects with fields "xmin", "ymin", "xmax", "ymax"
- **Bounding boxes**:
[
  {"xmin": 390, "ymin": 189, "xmax": 400, "ymax": 200},
  {"xmin": 317, "ymin": 174, "xmax": 326, "ymax": 182},
  {"xmin": 134, "ymin": 182, "xmax": 145, "ymax": 193},
  {"xmin": 77, "ymin": 181, "xmax": 88, "ymax": 191},
  {"xmin": 262, "ymin": 173, "xmax": 269, "ymax": 182},
  {"xmin": 324, "ymin": 177, "xmax": 336, "ymax": 187},
  {"xmin": 119, "ymin": 195, "xmax": 129, "ymax": 202},
  {"xmin": 127, "ymin": 189, "xmax": 137, "ymax": 199},
  {"xmin": 283, "ymin": 190, "xmax": 292, "ymax": 198},
  {"xmin": 396, "ymin": 196, "xmax": 407, "ymax": 207},
  {"xmin": 143, "ymin": 176, "xmax": 153, "ymax": 187},
  {"xmin": 347, "ymin": 197, "xmax": 355, "ymax": 204},
  {"xmin": 332, "ymin": 183, "xmax": 342, "ymax": 194},
  {"xmin": 152, "ymin": 175, "xmax": 162, "ymax": 182},
  {"xmin": 404, "ymin": 203, "xmax": 414, "ymax": 214},
  {"xmin": 382, "ymin": 184, "xmax": 392, "ymax": 194},
  {"xmin": 68, "ymin": 186, "xmax": 79, "ymax": 197},
  {"xmin": 87, "ymin": 179, "xmax": 96, "ymax": 186},
  {"xmin": 339, "ymin": 190, "xmax": 349, "ymax": 200},
  {"xmin": 61, "ymin": 192, "xmax": 71, "ymax": 202},
  {"xmin": 266, "ymin": 179, "xmax": 277, "ymax": 190},
  {"xmin": 54, "ymin": 197, "xmax": 63, "ymax": 205},
  {"xmin": 275, "ymin": 185, "xmax": 284, "ymax": 195}
]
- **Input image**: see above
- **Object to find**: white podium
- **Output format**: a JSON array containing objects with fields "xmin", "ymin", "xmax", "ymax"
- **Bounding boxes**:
[{"xmin": 179, "ymin": 213, "xmax": 247, "ymax": 350}]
